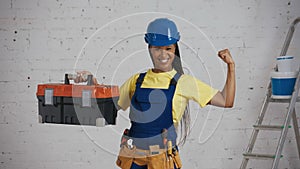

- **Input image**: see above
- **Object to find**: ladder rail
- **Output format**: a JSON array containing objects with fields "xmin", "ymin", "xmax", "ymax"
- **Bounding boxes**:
[
  {"xmin": 272, "ymin": 17, "xmax": 300, "ymax": 168},
  {"xmin": 240, "ymin": 84, "xmax": 272, "ymax": 169},
  {"xmin": 292, "ymin": 109, "xmax": 300, "ymax": 159},
  {"xmin": 272, "ymin": 71, "xmax": 300, "ymax": 169},
  {"xmin": 279, "ymin": 17, "xmax": 300, "ymax": 56}
]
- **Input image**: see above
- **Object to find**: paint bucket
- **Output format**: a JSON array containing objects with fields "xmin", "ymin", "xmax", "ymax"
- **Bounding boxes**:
[
  {"xmin": 271, "ymin": 71, "xmax": 297, "ymax": 99},
  {"xmin": 277, "ymin": 56, "xmax": 294, "ymax": 72}
]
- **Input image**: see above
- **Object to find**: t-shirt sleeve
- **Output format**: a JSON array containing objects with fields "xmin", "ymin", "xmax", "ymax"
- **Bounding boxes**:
[
  {"xmin": 179, "ymin": 75, "xmax": 219, "ymax": 108},
  {"xmin": 117, "ymin": 74, "xmax": 139, "ymax": 110}
]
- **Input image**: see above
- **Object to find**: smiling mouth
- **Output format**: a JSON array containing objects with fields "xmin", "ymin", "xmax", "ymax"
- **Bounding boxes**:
[{"xmin": 158, "ymin": 58, "xmax": 170, "ymax": 63}]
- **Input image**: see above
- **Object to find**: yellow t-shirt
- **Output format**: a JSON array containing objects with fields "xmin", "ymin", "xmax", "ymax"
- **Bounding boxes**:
[{"xmin": 118, "ymin": 69, "xmax": 218, "ymax": 125}]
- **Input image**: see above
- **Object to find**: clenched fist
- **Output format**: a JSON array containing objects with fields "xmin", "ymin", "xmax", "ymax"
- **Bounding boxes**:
[{"xmin": 218, "ymin": 49, "xmax": 234, "ymax": 65}]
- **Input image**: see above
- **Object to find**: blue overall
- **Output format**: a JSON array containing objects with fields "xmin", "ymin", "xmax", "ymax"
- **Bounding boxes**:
[{"xmin": 128, "ymin": 72, "xmax": 181, "ymax": 168}]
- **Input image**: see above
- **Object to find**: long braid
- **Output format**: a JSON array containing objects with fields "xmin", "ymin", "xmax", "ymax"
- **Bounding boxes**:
[{"xmin": 173, "ymin": 43, "xmax": 191, "ymax": 146}]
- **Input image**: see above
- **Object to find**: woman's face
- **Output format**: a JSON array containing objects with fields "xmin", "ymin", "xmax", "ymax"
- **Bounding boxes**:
[{"xmin": 149, "ymin": 44, "xmax": 176, "ymax": 73}]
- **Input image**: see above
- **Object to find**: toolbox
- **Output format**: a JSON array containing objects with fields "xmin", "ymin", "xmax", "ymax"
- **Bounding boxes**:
[{"xmin": 36, "ymin": 74, "xmax": 119, "ymax": 126}]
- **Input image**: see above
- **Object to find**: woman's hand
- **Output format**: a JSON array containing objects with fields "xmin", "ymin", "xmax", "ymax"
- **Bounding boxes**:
[
  {"xmin": 74, "ymin": 71, "xmax": 98, "ymax": 85},
  {"xmin": 218, "ymin": 49, "xmax": 234, "ymax": 65}
]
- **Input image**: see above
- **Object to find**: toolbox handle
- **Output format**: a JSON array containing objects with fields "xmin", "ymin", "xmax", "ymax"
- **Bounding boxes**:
[
  {"xmin": 65, "ymin": 74, "xmax": 70, "ymax": 84},
  {"xmin": 87, "ymin": 75, "xmax": 94, "ymax": 85},
  {"xmin": 64, "ymin": 74, "xmax": 94, "ymax": 86}
]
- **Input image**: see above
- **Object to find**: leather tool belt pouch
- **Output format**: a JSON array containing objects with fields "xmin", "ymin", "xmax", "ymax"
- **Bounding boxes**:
[
  {"xmin": 116, "ymin": 145, "xmax": 182, "ymax": 169},
  {"xmin": 116, "ymin": 145, "xmax": 135, "ymax": 169}
]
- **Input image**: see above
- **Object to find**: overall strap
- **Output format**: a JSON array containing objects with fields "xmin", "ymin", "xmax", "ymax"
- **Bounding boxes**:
[
  {"xmin": 135, "ymin": 73, "xmax": 147, "ymax": 87},
  {"xmin": 169, "ymin": 73, "xmax": 182, "ymax": 87}
]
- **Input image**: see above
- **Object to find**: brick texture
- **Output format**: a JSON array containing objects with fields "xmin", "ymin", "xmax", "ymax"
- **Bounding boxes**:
[{"xmin": 1, "ymin": 0, "xmax": 300, "ymax": 168}]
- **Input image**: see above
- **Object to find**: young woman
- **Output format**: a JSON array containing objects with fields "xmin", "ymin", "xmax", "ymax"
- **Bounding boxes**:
[{"xmin": 76, "ymin": 18, "xmax": 235, "ymax": 169}]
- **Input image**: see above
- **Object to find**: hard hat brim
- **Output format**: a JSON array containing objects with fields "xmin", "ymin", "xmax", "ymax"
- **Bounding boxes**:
[{"xmin": 144, "ymin": 33, "xmax": 180, "ymax": 46}]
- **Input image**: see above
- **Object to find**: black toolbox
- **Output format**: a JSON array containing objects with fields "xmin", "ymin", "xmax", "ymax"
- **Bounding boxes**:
[{"xmin": 36, "ymin": 75, "xmax": 119, "ymax": 126}]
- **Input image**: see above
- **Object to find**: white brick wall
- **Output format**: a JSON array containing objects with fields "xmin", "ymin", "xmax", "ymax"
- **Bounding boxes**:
[{"xmin": 1, "ymin": 0, "xmax": 300, "ymax": 168}]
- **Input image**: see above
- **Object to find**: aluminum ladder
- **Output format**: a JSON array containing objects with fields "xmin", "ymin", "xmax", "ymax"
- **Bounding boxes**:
[{"xmin": 240, "ymin": 17, "xmax": 300, "ymax": 169}]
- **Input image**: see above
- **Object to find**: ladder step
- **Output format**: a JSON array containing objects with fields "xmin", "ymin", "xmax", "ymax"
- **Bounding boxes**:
[
  {"xmin": 243, "ymin": 153, "xmax": 283, "ymax": 160},
  {"xmin": 253, "ymin": 125, "xmax": 291, "ymax": 131},
  {"xmin": 269, "ymin": 97, "xmax": 300, "ymax": 103}
]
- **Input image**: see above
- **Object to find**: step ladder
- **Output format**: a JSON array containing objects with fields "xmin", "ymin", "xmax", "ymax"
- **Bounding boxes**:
[{"xmin": 240, "ymin": 17, "xmax": 300, "ymax": 169}]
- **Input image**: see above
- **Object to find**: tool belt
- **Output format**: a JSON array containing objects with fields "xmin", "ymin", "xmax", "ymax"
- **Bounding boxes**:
[
  {"xmin": 116, "ymin": 129, "xmax": 182, "ymax": 169},
  {"xmin": 116, "ymin": 144, "xmax": 182, "ymax": 169}
]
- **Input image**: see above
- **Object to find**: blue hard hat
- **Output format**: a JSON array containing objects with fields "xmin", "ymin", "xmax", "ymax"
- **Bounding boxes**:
[{"xmin": 144, "ymin": 18, "xmax": 180, "ymax": 46}]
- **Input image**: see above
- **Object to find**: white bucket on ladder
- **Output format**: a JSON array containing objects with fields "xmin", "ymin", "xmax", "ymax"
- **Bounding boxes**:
[{"xmin": 277, "ymin": 56, "xmax": 294, "ymax": 72}]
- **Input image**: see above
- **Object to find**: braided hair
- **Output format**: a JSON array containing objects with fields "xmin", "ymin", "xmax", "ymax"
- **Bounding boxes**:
[{"xmin": 173, "ymin": 43, "xmax": 191, "ymax": 146}]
